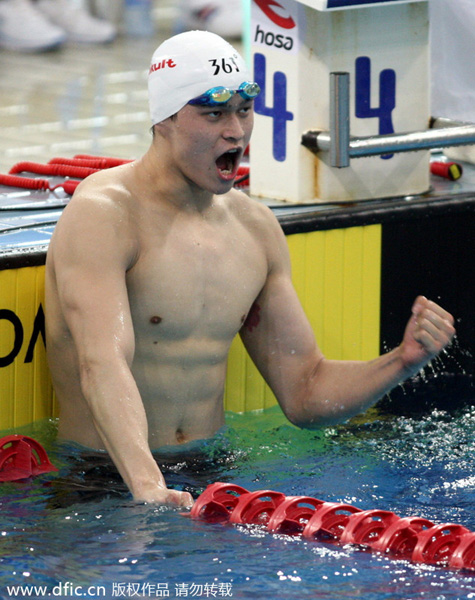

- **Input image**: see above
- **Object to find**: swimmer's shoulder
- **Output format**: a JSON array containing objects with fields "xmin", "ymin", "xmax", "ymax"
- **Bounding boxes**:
[
  {"xmin": 225, "ymin": 187, "xmax": 284, "ymax": 237},
  {"xmin": 70, "ymin": 162, "xmax": 135, "ymax": 208},
  {"xmin": 226, "ymin": 187, "xmax": 277, "ymax": 220},
  {"xmin": 224, "ymin": 189, "xmax": 290, "ymax": 270},
  {"xmin": 58, "ymin": 162, "xmax": 138, "ymax": 230},
  {"xmin": 50, "ymin": 163, "xmax": 139, "ymax": 262}
]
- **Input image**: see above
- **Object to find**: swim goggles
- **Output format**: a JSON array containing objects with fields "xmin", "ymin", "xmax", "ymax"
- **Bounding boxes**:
[{"xmin": 188, "ymin": 82, "xmax": 261, "ymax": 106}]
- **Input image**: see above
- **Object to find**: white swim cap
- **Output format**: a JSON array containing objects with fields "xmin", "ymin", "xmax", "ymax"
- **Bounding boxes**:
[{"xmin": 148, "ymin": 30, "xmax": 251, "ymax": 125}]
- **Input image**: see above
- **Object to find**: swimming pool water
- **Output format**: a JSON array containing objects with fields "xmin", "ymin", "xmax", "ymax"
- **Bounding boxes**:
[{"xmin": 0, "ymin": 405, "xmax": 474, "ymax": 599}]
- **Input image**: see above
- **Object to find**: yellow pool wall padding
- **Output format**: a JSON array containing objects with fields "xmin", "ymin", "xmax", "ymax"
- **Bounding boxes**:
[
  {"xmin": 0, "ymin": 224, "xmax": 381, "ymax": 429},
  {"xmin": 0, "ymin": 266, "xmax": 56, "ymax": 429}
]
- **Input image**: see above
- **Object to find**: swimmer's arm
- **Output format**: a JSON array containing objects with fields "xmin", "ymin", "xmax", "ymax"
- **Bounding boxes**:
[
  {"xmin": 48, "ymin": 190, "xmax": 192, "ymax": 506},
  {"xmin": 240, "ymin": 217, "xmax": 455, "ymax": 426}
]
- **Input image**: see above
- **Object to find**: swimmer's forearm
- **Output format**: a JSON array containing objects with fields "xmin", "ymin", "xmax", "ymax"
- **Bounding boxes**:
[
  {"xmin": 289, "ymin": 346, "xmax": 414, "ymax": 427},
  {"xmin": 79, "ymin": 363, "xmax": 192, "ymax": 506},
  {"xmin": 290, "ymin": 297, "xmax": 455, "ymax": 426},
  {"xmin": 83, "ymin": 372, "xmax": 164, "ymax": 491}
]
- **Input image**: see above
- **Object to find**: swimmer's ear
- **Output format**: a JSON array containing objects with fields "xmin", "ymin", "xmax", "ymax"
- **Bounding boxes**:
[
  {"xmin": 152, "ymin": 116, "xmax": 178, "ymax": 140},
  {"xmin": 152, "ymin": 122, "xmax": 164, "ymax": 137}
]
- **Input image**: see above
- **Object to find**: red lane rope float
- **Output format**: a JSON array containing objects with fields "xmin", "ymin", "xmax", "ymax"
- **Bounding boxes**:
[
  {"xmin": 229, "ymin": 490, "xmax": 286, "ymax": 525},
  {"xmin": 371, "ymin": 516, "xmax": 434, "ymax": 559},
  {"xmin": 189, "ymin": 482, "xmax": 249, "ymax": 523},
  {"xmin": 430, "ymin": 161, "xmax": 463, "ymax": 181},
  {"xmin": 412, "ymin": 523, "xmax": 471, "ymax": 566},
  {"xmin": 449, "ymin": 532, "xmax": 475, "ymax": 570},
  {"xmin": 0, "ymin": 435, "xmax": 57, "ymax": 482},
  {"xmin": 303, "ymin": 501, "xmax": 362, "ymax": 542},
  {"xmin": 1, "ymin": 154, "xmax": 129, "ymax": 196},
  {"xmin": 191, "ymin": 483, "xmax": 475, "ymax": 572},
  {"xmin": 267, "ymin": 496, "xmax": 325, "ymax": 535},
  {"xmin": 339, "ymin": 509, "xmax": 400, "ymax": 547}
]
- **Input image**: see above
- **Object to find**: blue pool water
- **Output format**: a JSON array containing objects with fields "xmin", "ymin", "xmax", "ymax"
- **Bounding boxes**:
[{"xmin": 0, "ymin": 404, "xmax": 474, "ymax": 599}]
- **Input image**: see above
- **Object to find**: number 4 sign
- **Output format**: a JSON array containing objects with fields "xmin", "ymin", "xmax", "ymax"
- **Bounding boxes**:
[
  {"xmin": 253, "ymin": 52, "xmax": 294, "ymax": 162},
  {"xmin": 355, "ymin": 56, "xmax": 396, "ymax": 159},
  {"xmin": 254, "ymin": 52, "xmax": 397, "ymax": 163}
]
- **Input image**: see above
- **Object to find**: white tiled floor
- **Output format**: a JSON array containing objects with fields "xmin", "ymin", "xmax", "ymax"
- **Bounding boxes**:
[{"xmin": 0, "ymin": 2, "xmax": 237, "ymax": 175}]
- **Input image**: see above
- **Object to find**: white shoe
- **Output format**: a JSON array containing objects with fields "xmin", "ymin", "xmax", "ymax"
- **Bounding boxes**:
[
  {"xmin": 0, "ymin": 0, "xmax": 66, "ymax": 52},
  {"xmin": 178, "ymin": 0, "xmax": 243, "ymax": 39},
  {"xmin": 37, "ymin": 0, "xmax": 117, "ymax": 44}
]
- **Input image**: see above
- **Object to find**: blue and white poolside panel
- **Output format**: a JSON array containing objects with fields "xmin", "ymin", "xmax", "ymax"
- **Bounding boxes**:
[{"xmin": 250, "ymin": 0, "xmax": 430, "ymax": 203}]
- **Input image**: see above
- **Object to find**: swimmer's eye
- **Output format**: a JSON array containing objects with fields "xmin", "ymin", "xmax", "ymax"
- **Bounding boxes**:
[
  {"xmin": 203, "ymin": 109, "xmax": 223, "ymax": 119},
  {"xmin": 238, "ymin": 104, "xmax": 253, "ymax": 115},
  {"xmin": 199, "ymin": 101, "xmax": 253, "ymax": 120}
]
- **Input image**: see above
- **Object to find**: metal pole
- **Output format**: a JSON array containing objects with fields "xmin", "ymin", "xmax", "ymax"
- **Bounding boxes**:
[
  {"xmin": 302, "ymin": 126, "xmax": 475, "ymax": 160},
  {"xmin": 302, "ymin": 72, "xmax": 475, "ymax": 164},
  {"xmin": 330, "ymin": 73, "xmax": 350, "ymax": 168}
]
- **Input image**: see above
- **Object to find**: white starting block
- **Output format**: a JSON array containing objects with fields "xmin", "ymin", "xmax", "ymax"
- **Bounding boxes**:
[{"xmin": 250, "ymin": 0, "xmax": 431, "ymax": 203}]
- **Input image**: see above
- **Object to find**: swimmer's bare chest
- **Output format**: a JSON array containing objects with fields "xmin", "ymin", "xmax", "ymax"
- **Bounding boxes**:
[{"xmin": 124, "ymin": 210, "xmax": 267, "ymax": 443}]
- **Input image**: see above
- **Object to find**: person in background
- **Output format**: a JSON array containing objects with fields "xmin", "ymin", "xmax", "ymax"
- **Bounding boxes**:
[
  {"xmin": 0, "ymin": 0, "xmax": 116, "ymax": 51},
  {"xmin": 45, "ymin": 31, "xmax": 455, "ymax": 508},
  {"xmin": 177, "ymin": 0, "xmax": 243, "ymax": 39}
]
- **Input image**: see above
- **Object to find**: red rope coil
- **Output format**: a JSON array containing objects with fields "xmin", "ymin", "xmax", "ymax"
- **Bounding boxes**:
[
  {"xmin": 73, "ymin": 154, "xmax": 133, "ymax": 168},
  {"xmin": 0, "ymin": 174, "xmax": 50, "ymax": 191},
  {"xmin": 0, "ymin": 174, "xmax": 81, "ymax": 195},
  {"xmin": 49, "ymin": 156, "xmax": 133, "ymax": 169},
  {"xmin": 9, "ymin": 161, "xmax": 100, "ymax": 179}
]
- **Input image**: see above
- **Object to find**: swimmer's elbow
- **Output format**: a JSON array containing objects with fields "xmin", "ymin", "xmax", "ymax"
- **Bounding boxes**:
[
  {"xmin": 283, "ymin": 402, "xmax": 339, "ymax": 430},
  {"xmin": 279, "ymin": 357, "xmax": 338, "ymax": 429},
  {"xmin": 281, "ymin": 374, "xmax": 349, "ymax": 429},
  {"xmin": 285, "ymin": 411, "xmax": 322, "ymax": 430}
]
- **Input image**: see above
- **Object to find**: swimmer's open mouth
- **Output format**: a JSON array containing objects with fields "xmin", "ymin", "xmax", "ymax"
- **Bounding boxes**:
[{"xmin": 216, "ymin": 148, "xmax": 241, "ymax": 180}]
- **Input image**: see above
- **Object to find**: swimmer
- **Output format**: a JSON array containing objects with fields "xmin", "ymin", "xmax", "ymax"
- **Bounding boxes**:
[{"xmin": 44, "ymin": 31, "xmax": 455, "ymax": 508}]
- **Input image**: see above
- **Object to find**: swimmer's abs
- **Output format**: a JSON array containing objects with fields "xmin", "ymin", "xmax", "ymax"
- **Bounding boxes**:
[
  {"xmin": 58, "ymin": 396, "xmax": 225, "ymax": 451},
  {"xmin": 149, "ymin": 420, "xmax": 223, "ymax": 449},
  {"xmin": 133, "ymin": 358, "xmax": 227, "ymax": 447},
  {"xmin": 133, "ymin": 342, "xmax": 230, "ymax": 402},
  {"xmin": 142, "ymin": 386, "xmax": 226, "ymax": 449}
]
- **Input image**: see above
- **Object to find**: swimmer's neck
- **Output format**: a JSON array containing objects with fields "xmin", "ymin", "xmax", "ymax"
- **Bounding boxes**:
[{"xmin": 134, "ymin": 145, "xmax": 216, "ymax": 213}]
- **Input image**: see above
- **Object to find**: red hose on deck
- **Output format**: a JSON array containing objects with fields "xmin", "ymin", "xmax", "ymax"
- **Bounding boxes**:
[
  {"xmin": 0, "ymin": 174, "xmax": 80, "ymax": 195},
  {"xmin": 73, "ymin": 154, "xmax": 133, "ymax": 168},
  {"xmin": 1, "ymin": 155, "xmax": 129, "ymax": 196},
  {"xmin": 49, "ymin": 156, "xmax": 133, "ymax": 169},
  {"xmin": 0, "ymin": 174, "xmax": 51, "ymax": 191},
  {"xmin": 191, "ymin": 482, "xmax": 475, "ymax": 572},
  {"xmin": 9, "ymin": 161, "xmax": 100, "ymax": 179}
]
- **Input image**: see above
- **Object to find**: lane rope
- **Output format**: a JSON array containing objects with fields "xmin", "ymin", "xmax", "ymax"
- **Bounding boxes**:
[{"xmin": 190, "ymin": 482, "xmax": 475, "ymax": 572}]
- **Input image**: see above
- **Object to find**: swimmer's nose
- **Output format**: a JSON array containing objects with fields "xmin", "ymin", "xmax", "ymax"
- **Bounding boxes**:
[{"xmin": 222, "ymin": 113, "xmax": 245, "ymax": 142}]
